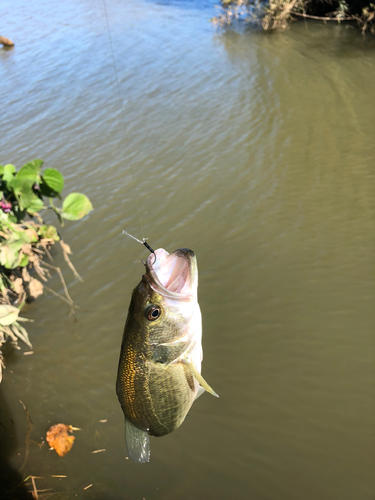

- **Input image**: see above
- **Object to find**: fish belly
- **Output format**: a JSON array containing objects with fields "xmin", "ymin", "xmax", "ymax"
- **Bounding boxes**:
[
  {"xmin": 117, "ymin": 342, "xmax": 198, "ymax": 437},
  {"xmin": 147, "ymin": 359, "xmax": 198, "ymax": 436}
]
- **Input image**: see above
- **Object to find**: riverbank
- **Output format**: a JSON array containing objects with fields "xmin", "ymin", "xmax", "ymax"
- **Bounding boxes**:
[{"xmin": 214, "ymin": 0, "xmax": 375, "ymax": 33}]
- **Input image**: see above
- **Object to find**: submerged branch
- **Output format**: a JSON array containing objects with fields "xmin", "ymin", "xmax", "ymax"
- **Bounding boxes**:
[
  {"xmin": 60, "ymin": 240, "xmax": 83, "ymax": 283},
  {"xmin": 41, "ymin": 262, "xmax": 74, "ymax": 306},
  {"xmin": 291, "ymin": 11, "xmax": 355, "ymax": 20},
  {"xmin": 43, "ymin": 285, "xmax": 75, "ymax": 306},
  {"xmin": 19, "ymin": 400, "xmax": 34, "ymax": 472}
]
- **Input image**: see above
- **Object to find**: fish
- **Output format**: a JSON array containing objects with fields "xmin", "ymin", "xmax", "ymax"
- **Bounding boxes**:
[{"xmin": 116, "ymin": 247, "xmax": 218, "ymax": 463}]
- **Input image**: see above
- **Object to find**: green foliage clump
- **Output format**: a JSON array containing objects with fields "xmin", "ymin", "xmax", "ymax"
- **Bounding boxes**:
[{"xmin": 0, "ymin": 159, "xmax": 93, "ymax": 379}]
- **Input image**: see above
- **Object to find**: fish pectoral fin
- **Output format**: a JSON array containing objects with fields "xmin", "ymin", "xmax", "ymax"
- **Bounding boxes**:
[
  {"xmin": 159, "ymin": 337, "xmax": 188, "ymax": 347},
  {"xmin": 183, "ymin": 358, "xmax": 219, "ymax": 398},
  {"xmin": 194, "ymin": 386, "xmax": 206, "ymax": 400},
  {"xmin": 124, "ymin": 418, "xmax": 150, "ymax": 463}
]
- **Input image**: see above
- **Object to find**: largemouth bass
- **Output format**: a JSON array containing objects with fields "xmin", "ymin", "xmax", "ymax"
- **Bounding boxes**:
[{"xmin": 116, "ymin": 247, "xmax": 218, "ymax": 463}]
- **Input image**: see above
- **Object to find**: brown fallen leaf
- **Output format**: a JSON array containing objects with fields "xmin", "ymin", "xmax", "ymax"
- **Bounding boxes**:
[
  {"xmin": 46, "ymin": 424, "xmax": 75, "ymax": 457},
  {"xmin": 0, "ymin": 36, "xmax": 14, "ymax": 47}
]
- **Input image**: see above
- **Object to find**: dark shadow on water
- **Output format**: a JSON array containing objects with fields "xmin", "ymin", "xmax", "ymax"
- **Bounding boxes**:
[
  {"xmin": 213, "ymin": 16, "xmax": 375, "ymax": 65},
  {"xmin": 0, "ymin": 384, "xmax": 29, "ymax": 499}
]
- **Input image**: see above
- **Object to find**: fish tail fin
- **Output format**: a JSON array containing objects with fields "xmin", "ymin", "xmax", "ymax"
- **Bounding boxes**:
[{"xmin": 124, "ymin": 418, "xmax": 151, "ymax": 463}]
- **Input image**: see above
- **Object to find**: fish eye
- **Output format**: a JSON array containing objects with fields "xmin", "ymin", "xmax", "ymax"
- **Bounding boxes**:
[{"xmin": 146, "ymin": 305, "xmax": 162, "ymax": 321}]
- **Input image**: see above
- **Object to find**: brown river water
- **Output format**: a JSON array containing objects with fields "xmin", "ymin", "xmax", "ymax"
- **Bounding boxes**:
[{"xmin": 1, "ymin": 0, "xmax": 375, "ymax": 498}]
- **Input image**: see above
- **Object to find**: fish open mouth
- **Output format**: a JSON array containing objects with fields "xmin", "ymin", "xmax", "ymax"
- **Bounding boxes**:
[{"xmin": 145, "ymin": 248, "xmax": 197, "ymax": 300}]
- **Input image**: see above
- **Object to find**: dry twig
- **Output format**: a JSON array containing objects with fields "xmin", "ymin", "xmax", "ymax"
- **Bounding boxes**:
[
  {"xmin": 60, "ymin": 240, "xmax": 83, "ymax": 282},
  {"xmin": 31, "ymin": 476, "xmax": 39, "ymax": 500},
  {"xmin": 291, "ymin": 11, "xmax": 355, "ymax": 19},
  {"xmin": 41, "ymin": 262, "xmax": 75, "ymax": 307},
  {"xmin": 19, "ymin": 400, "xmax": 34, "ymax": 472}
]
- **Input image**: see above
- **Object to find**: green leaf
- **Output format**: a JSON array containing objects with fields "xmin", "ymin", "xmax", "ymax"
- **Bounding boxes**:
[
  {"xmin": 21, "ymin": 159, "xmax": 43, "ymax": 172},
  {"xmin": 9, "ymin": 179, "xmax": 35, "ymax": 210},
  {"xmin": 0, "ymin": 165, "xmax": 4, "ymax": 175},
  {"xmin": 0, "ymin": 226, "xmax": 37, "ymax": 268},
  {"xmin": 0, "ymin": 210, "xmax": 16, "ymax": 224},
  {"xmin": 19, "ymin": 253, "xmax": 29, "ymax": 267},
  {"xmin": 42, "ymin": 168, "xmax": 64, "ymax": 194},
  {"xmin": 0, "ymin": 304, "xmax": 20, "ymax": 326},
  {"xmin": 0, "ymin": 276, "xmax": 7, "ymax": 294},
  {"xmin": 38, "ymin": 225, "xmax": 60, "ymax": 241},
  {"xmin": 8, "ymin": 177, "xmax": 32, "ymax": 191},
  {"xmin": 23, "ymin": 226, "xmax": 38, "ymax": 243},
  {"xmin": 2, "ymin": 164, "xmax": 16, "ymax": 183},
  {"xmin": 0, "ymin": 244, "xmax": 20, "ymax": 269},
  {"xmin": 16, "ymin": 161, "xmax": 42, "ymax": 184},
  {"xmin": 16, "ymin": 168, "xmax": 38, "ymax": 184},
  {"xmin": 26, "ymin": 195, "xmax": 45, "ymax": 214},
  {"xmin": 7, "ymin": 213, "xmax": 17, "ymax": 223},
  {"xmin": 9, "ymin": 179, "xmax": 44, "ymax": 212},
  {"xmin": 4, "ymin": 164, "xmax": 16, "ymax": 172},
  {"xmin": 40, "ymin": 181, "xmax": 57, "ymax": 198},
  {"xmin": 12, "ymin": 321, "xmax": 32, "ymax": 348},
  {"xmin": 61, "ymin": 193, "xmax": 93, "ymax": 221},
  {"xmin": 0, "ymin": 210, "xmax": 9, "ymax": 222},
  {"xmin": 11, "ymin": 227, "xmax": 36, "ymax": 244}
]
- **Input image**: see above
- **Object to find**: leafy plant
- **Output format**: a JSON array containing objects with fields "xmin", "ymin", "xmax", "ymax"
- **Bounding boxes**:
[
  {"xmin": 356, "ymin": 3, "xmax": 375, "ymax": 33},
  {"xmin": 0, "ymin": 159, "xmax": 93, "ymax": 380},
  {"xmin": 212, "ymin": 0, "xmax": 375, "ymax": 32}
]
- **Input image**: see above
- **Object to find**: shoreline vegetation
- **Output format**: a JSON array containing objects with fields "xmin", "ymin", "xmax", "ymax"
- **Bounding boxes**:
[
  {"xmin": 0, "ymin": 159, "xmax": 93, "ymax": 380},
  {"xmin": 212, "ymin": 0, "xmax": 375, "ymax": 32}
]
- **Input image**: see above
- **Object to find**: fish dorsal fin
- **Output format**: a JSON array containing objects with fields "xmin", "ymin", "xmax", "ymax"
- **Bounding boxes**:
[
  {"xmin": 124, "ymin": 418, "xmax": 150, "ymax": 463},
  {"xmin": 183, "ymin": 358, "xmax": 219, "ymax": 398}
]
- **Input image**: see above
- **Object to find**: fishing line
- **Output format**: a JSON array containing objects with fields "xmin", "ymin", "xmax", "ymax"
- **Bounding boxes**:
[{"xmin": 102, "ymin": 0, "xmax": 145, "ymax": 240}]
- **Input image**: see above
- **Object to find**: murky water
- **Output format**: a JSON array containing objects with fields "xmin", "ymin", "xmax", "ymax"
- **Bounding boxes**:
[{"xmin": 1, "ymin": 0, "xmax": 375, "ymax": 498}]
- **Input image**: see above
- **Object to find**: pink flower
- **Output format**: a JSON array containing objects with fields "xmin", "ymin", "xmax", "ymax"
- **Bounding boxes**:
[{"xmin": 0, "ymin": 199, "xmax": 12, "ymax": 213}]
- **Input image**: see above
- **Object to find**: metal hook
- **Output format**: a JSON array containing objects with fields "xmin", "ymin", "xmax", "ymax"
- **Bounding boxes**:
[
  {"xmin": 143, "ymin": 240, "xmax": 155, "ymax": 254},
  {"xmin": 122, "ymin": 230, "xmax": 155, "ymax": 258}
]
